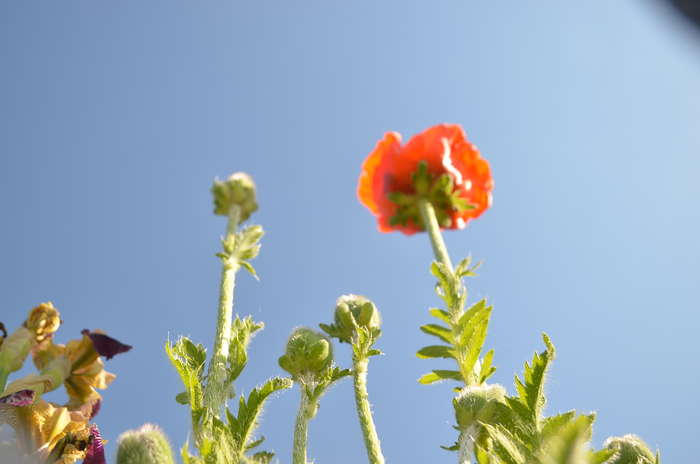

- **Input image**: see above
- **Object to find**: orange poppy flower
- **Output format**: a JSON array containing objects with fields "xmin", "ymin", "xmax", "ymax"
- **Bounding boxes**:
[{"xmin": 358, "ymin": 124, "xmax": 493, "ymax": 234}]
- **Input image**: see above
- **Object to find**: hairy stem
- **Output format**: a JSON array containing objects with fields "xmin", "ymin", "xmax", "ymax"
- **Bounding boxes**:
[
  {"xmin": 457, "ymin": 429, "xmax": 473, "ymax": 464},
  {"xmin": 418, "ymin": 198, "xmax": 454, "ymax": 273},
  {"xmin": 293, "ymin": 388, "xmax": 313, "ymax": 464},
  {"xmin": 353, "ymin": 357, "xmax": 385, "ymax": 464},
  {"xmin": 203, "ymin": 205, "xmax": 241, "ymax": 416}
]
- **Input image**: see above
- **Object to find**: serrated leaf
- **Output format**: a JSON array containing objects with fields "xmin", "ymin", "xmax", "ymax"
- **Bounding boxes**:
[
  {"xmin": 453, "ymin": 301, "xmax": 492, "ymax": 384},
  {"xmin": 440, "ymin": 442, "xmax": 460, "ymax": 452},
  {"xmin": 479, "ymin": 349, "xmax": 497, "ymax": 384},
  {"xmin": 227, "ymin": 377, "xmax": 292, "ymax": 458},
  {"xmin": 511, "ymin": 333, "xmax": 556, "ymax": 430},
  {"xmin": 589, "ymin": 448, "xmax": 617, "ymax": 464},
  {"xmin": 418, "ymin": 369, "xmax": 463, "ymax": 384},
  {"xmin": 541, "ymin": 411, "xmax": 576, "ymax": 439},
  {"xmin": 481, "ymin": 423, "xmax": 527, "ymax": 464},
  {"xmin": 166, "ymin": 338, "xmax": 205, "ymax": 415},
  {"xmin": 249, "ymin": 451, "xmax": 274, "ymax": 464},
  {"xmin": 538, "ymin": 415, "xmax": 594, "ymax": 464},
  {"xmin": 429, "ymin": 307, "xmax": 452, "ymax": 324},
  {"xmin": 245, "ymin": 436, "xmax": 265, "ymax": 451},
  {"xmin": 420, "ymin": 323, "xmax": 454, "ymax": 344},
  {"xmin": 227, "ymin": 317, "xmax": 264, "ymax": 385},
  {"xmin": 416, "ymin": 345, "xmax": 455, "ymax": 359}
]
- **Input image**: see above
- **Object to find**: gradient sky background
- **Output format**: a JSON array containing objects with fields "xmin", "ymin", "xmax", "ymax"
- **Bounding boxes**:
[{"xmin": 1, "ymin": 2, "xmax": 699, "ymax": 463}]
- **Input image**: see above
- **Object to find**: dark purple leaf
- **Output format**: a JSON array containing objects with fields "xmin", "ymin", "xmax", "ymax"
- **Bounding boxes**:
[{"xmin": 82, "ymin": 329, "xmax": 132, "ymax": 360}]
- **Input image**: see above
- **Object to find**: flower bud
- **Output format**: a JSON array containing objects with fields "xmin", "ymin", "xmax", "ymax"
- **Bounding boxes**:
[
  {"xmin": 211, "ymin": 172, "xmax": 258, "ymax": 222},
  {"xmin": 24, "ymin": 302, "xmax": 61, "ymax": 343},
  {"xmin": 603, "ymin": 434, "xmax": 657, "ymax": 464},
  {"xmin": 326, "ymin": 295, "xmax": 381, "ymax": 344},
  {"xmin": 454, "ymin": 383, "xmax": 507, "ymax": 431},
  {"xmin": 116, "ymin": 424, "xmax": 175, "ymax": 464},
  {"xmin": 278, "ymin": 328, "xmax": 333, "ymax": 380}
]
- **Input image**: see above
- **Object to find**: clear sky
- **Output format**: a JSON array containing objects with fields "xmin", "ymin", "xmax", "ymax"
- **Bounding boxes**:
[{"xmin": 1, "ymin": 1, "xmax": 699, "ymax": 463}]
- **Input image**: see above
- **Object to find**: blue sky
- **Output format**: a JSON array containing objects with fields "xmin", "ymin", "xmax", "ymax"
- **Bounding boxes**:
[{"xmin": 1, "ymin": 1, "xmax": 698, "ymax": 462}]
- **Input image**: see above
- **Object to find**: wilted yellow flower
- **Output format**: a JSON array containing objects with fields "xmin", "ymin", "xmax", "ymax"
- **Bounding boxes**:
[{"xmin": 24, "ymin": 303, "xmax": 61, "ymax": 343}]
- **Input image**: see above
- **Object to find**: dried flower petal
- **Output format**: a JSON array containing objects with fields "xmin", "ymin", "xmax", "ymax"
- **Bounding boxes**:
[
  {"xmin": 81, "ymin": 330, "xmax": 132, "ymax": 360},
  {"xmin": 0, "ymin": 389, "xmax": 35, "ymax": 407},
  {"xmin": 83, "ymin": 425, "xmax": 106, "ymax": 464}
]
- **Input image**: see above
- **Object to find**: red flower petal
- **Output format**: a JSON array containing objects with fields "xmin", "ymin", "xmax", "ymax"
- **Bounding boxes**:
[{"xmin": 357, "ymin": 124, "xmax": 493, "ymax": 234}]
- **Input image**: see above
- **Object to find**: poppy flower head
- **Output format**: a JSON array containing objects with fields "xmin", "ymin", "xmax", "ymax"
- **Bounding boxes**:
[{"xmin": 358, "ymin": 124, "xmax": 493, "ymax": 234}]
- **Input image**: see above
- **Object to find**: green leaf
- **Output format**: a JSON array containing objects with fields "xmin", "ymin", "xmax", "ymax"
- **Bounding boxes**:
[
  {"xmin": 453, "ymin": 300, "xmax": 492, "ymax": 384},
  {"xmin": 165, "ymin": 337, "xmax": 206, "ymax": 414},
  {"xmin": 479, "ymin": 350, "xmax": 497, "ymax": 384},
  {"xmin": 440, "ymin": 442, "xmax": 459, "ymax": 452},
  {"xmin": 227, "ymin": 377, "xmax": 293, "ymax": 458},
  {"xmin": 418, "ymin": 369, "xmax": 463, "ymax": 384},
  {"xmin": 541, "ymin": 411, "xmax": 576, "ymax": 439},
  {"xmin": 481, "ymin": 423, "xmax": 527, "ymax": 464},
  {"xmin": 248, "ymin": 451, "xmax": 274, "ymax": 464},
  {"xmin": 175, "ymin": 391, "xmax": 189, "ymax": 405},
  {"xmin": 511, "ymin": 333, "xmax": 556, "ymax": 430},
  {"xmin": 538, "ymin": 414, "xmax": 594, "ymax": 464},
  {"xmin": 245, "ymin": 436, "xmax": 265, "ymax": 451},
  {"xmin": 416, "ymin": 345, "xmax": 455, "ymax": 359},
  {"xmin": 429, "ymin": 307, "xmax": 452, "ymax": 324},
  {"xmin": 420, "ymin": 323, "xmax": 454, "ymax": 344},
  {"xmin": 227, "ymin": 317, "xmax": 264, "ymax": 385},
  {"xmin": 589, "ymin": 449, "xmax": 617, "ymax": 464},
  {"xmin": 239, "ymin": 261, "xmax": 259, "ymax": 280}
]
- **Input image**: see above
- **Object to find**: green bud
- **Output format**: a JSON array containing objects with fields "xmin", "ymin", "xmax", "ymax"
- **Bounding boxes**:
[
  {"xmin": 211, "ymin": 172, "xmax": 258, "ymax": 222},
  {"xmin": 453, "ymin": 383, "xmax": 507, "ymax": 431},
  {"xmin": 278, "ymin": 328, "xmax": 333, "ymax": 380},
  {"xmin": 116, "ymin": 424, "xmax": 176, "ymax": 464},
  {"xmin": 321, "ymin": 295, "xmax": 382, "ymax": 344},
  {"xmin": 604, "ymin": 434, "xmax": 658, "ymax": 464}
]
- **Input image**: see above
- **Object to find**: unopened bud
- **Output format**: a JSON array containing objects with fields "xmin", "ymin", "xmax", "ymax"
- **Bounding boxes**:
[
  {"xmin": 604, "ymin": 434, "xmax": 658, "ymax": 464},
  {"xmin": 116, "ymin": 424, "xmax": 176, "ymax": 464},
  {"xmin": 24, "ymin": 302, "xmax": 61, "ymax": 342},
  {"xmin": 212, "ymin": 172, "xmax": 258, "ymax": 222},
  {"xmin": 322, "ymin": 295, "xmax": 382, "ymax": 344},
  {"xmin": 278, "ymin": 328, "xmax": 333, "ymax": 380},
  {"xmin": 454, "ymin": 383, "xmax": 506, "ymax": 431}
]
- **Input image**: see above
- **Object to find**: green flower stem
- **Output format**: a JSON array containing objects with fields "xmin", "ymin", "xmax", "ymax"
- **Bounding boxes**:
[
  {"xmin": 417, "ymin": 198, "xmax": 454, "ymax": 273},
  {"xmin": 0, "ymin": 327, "xmax": 34, "ymax": 392},
  {"xmin": 293, "ymin": 388, "xmax": 315, "ymax": 464},
  {"xmin": 0, "ymin": 368, "xmax": 9, "ymax": 393},
  {"xmin": 457, "ymin": 430, "xmax": 473, "ymax": 464},
  {"xmin": 353, "ymin": 357, "xmax": 385, "ymax": 464},
  {"xmin": 203, "ymin": 204, "xmax": 241, "ymax": 415}
]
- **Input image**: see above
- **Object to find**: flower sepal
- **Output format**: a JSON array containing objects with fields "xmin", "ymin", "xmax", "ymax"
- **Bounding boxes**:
[{"xmin": 388, "ymin": 162, "xmax": 475, "ymax": 231}]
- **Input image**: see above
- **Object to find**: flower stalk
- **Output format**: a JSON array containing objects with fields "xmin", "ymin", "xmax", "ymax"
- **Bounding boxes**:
[
  {"xmin": 320, "ymin": 295, "xmax": 385, "ymax": 464},
  {"xmin": 293, "ymin": 386, "xmax": 314, "ymax": 464},
  {"xmin": 352, "ymin": 357, "xmax": 384, "ymax": 464},
  {"xmin": 203, "ymin": 203, "xmax": 241, "ymax": 415},
  {"xmin": 418, "ymin": 197, "xmax": 453, "ymax": 273}
]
